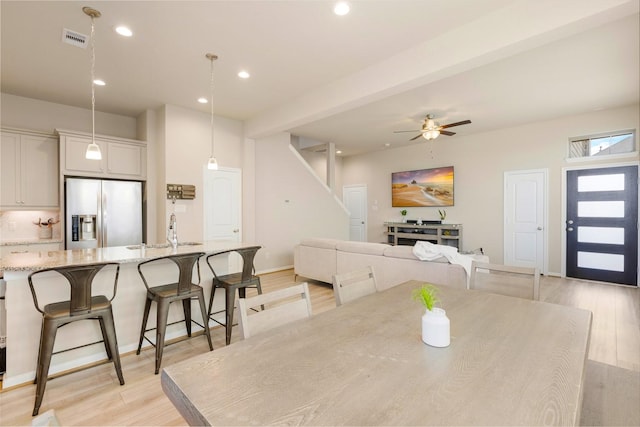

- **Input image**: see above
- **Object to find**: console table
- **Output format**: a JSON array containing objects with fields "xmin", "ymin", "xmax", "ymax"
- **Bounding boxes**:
[{"xmin": 385, "ymin": 222, "xmax": 462, "ymax": 249}]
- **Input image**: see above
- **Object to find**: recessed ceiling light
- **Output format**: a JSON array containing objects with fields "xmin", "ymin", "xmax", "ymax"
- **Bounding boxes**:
[
  {"xmin": 115, "ymin": 26, "xmax": 133, "ymax": 37},
  {"xmin": 384, "ymin": 143, "xmax": 391, "ymax": 147},
  {"xmin": 238, "ymin": 70, "xmax": 250, "ymax": 79},
  {"xmin": 197, "ymin": 97, "xmax": 208, "ymax": 104},
  {"xmin": 93, "ymin": 79, "xmax": 106, "ymax": 86},
  {"xmin": 336, "ymin": 150, "xmax": 342, "ymax": 154},
  {"xmin": 334, "ymin": 1, "xmax": 350, "ymax": 16}
]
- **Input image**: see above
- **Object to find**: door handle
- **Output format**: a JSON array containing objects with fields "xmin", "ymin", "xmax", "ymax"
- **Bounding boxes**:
[
  {"xmin": 233, "ymin": 229, "xmax": 239, "ymax": 233},
  {"xmin": 361, "ymin": 221, "xmax": 365, "ymax": 224},
  {"xmin": 537, "ymin": 226, "xmax": 543, "ymax": 231},
  {"xmin": 567, "ymin": 220, "xmax": 574, "ymax": 225},
  {"xmin": 567, "ymin": 227, "xmax": 574, "ymax": 232}
]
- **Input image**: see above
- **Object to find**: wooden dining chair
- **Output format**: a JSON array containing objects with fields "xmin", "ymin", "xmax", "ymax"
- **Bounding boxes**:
[
  {"xmin": 332, "ymin": 266, "xmax": 377, "ymax": 306},
  {"xmin": 237, "ymin": 282, "xmax": 312, "ymax": 339},
  {"xmin": 469, "ymin": 261, "xmax": 540, "ymax": 300}
]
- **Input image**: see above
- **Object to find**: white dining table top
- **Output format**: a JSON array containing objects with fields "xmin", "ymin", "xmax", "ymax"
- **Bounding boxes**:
[{"xmin": 161, "ymin": 280, "xmax": 592, "ymax": 426}]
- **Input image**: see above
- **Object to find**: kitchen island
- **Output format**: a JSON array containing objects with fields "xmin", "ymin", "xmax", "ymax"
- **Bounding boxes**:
[{"xmin": 0, "ymin": 240, "xmax": 255, "ymax": 388}]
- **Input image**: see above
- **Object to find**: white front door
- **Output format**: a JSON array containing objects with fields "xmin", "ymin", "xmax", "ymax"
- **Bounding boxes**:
[
  {"xmin": 343, "ymin": 185, "xmax": 367, "ymax": 242},
  {"xmin": 504, "ymin": 169, "xmax": 547, "ymax": 273},
  {"xmin": 203, "ymin": 167, "xmax": 241, "ymax": 242}
]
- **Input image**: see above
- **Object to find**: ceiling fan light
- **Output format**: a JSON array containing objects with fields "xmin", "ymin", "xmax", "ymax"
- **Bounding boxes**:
[
  {"xmin": 86, "ymin": 142, "xmax": 102, "ymax": 160},
  {"xmin": 207, "ymin": 156, "xmax": 218, "ymax": 170}
]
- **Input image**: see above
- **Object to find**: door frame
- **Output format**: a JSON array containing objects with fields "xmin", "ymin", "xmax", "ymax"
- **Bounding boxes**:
[
  {"xmin": 561, "ymin": 160, "xmax": 640, "ymax": 280},
  {"xmin": 503, "ymin": 168, "xmax": 549, "ymax": 275}
]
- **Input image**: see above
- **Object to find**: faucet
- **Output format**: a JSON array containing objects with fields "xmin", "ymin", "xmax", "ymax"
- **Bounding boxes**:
[{"xmin": 167, "ymin": 212, "xmax": 178, "ymax": 248}]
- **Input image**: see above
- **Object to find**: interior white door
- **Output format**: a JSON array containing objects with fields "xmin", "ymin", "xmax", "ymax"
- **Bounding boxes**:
[
  {"xmin": 343, "ymin": 185, "xmax": 367, "ymax": 242},
  {"xmin": 504, "ymin": 169, "xmax": 547, "ymax": 272},
  {"xmin": 203, "ymin": 167, "xmax": 241, "ymax": 242}
]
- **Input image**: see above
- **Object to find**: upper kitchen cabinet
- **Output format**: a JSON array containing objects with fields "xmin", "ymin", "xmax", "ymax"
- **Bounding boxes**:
[
  {"xmin": 1, "ymin": 129, "xmax": 59, "ymax": 209},
  {"xmin": 57, "ymin": 129, "xmax": 147, "ymax": 180}
]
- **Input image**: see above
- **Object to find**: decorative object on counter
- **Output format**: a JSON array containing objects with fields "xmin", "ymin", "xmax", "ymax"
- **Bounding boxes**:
[
  {"xmin": 412, "ymin": 283, "xmax": 450, "ymax": 347},
  {"xmin": 83, "ymin": 6, "xmax": 103, "ymax": 161},
  {"xmin": 205, "ymin": 53, "xmax": 219, "ymax": 170},
  {"xmin": 400, "ymin": 209, "xmax": 407, "ymax": 223},
  {"xmin": 438, "ymin": 209, "xmax": 447, "ymax": 222},
  {"xmin": 167, "ymin": 212, "xmax": 178, "ymax": 249},
  {"xmin": 417, "ymin": 217, "xmax": 423, "ymax": 225},
  {"xmin": 32, "ymin": 218, "xmax": 59, "ymax": 239}
]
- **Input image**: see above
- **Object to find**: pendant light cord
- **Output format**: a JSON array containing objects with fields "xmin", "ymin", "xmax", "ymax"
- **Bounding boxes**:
[
  {"xmin": 209, "ymin": 56, "xmax": 215, "ymax": 157},
  {"xmin": 90, "ymin": 14, "xmax": 96, "ymax": 145}
]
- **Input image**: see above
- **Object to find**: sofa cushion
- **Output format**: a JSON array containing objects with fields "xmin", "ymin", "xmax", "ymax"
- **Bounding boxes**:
[
  {"xmin": 336, "ymin": 241, "xmax": 389, "ymax": 256},
  {"xmin": 299, "ymin": 237, "xmax": 340, "ymax": 250},
  {"xmin": 383, "ymin": 245, "xmax": 448, "ymax": 262}
]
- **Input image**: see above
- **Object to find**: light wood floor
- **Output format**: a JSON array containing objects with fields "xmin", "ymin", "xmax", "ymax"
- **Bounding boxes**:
[{"xmin": 0, "ymin": 270, "xmax": 638, "ymax": 426}]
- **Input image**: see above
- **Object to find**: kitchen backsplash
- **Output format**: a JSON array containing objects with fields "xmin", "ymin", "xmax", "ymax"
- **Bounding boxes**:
[{"xmin": 0, "ymin": 210, "xmax": 62, "ymax": 242}]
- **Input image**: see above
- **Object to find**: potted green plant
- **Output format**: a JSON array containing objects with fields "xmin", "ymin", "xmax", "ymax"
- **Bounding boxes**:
[
  {"xmin": 400, "ymin": 209, "xmax": 408, "ymax": 223},
  {"xmin": 412, "ymin": 283, "xmax": 450, "ymax": 347},
  {"xmin": 438, "ymin": 209, "xmax": 447, "ymax": 223}
]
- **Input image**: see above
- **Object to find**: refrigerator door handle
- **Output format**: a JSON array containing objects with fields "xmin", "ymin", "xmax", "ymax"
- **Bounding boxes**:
[{"xmin": 102, "ymin": 191, "xmax": 107, "ymax": 247}]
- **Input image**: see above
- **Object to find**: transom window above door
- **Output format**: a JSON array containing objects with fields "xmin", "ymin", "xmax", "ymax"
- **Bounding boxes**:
[{"xmin": 568, "ymin": 130, "xmax": 636, "ymax": 160}]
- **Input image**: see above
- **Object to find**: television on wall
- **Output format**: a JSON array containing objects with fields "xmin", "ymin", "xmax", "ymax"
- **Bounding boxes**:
[{"xmin": 392, "ymin": 166, "xmax": 454, "ymax": 207}]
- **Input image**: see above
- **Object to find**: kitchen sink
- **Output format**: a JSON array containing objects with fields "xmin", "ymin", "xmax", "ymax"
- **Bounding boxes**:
[{"xmin": 126, "ymin": 242, "xmax": 202, "ymax": 250}]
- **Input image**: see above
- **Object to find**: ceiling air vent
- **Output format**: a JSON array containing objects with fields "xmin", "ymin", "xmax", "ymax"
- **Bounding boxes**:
[{"xmin": 61, "ymin": 28, "xmax": 88, "ymax": 48}]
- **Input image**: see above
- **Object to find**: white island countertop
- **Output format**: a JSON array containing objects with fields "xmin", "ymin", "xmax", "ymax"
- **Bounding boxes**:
[{"xmin": 0, "ymin": 240, "xmax": 256, "ymax": 271}]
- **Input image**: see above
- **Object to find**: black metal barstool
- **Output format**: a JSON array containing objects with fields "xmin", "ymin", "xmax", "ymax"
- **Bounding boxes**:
[
  {"xmin": 206, "ymin": 246, "xmax": 262, "ymax": 345},
  {"xmin": 28, "ymin": 262, "xmax": 125, "ymax": 416},
  {"xmin": 136, "ymin": 252, "xmax": 213, "ymax": 374}
]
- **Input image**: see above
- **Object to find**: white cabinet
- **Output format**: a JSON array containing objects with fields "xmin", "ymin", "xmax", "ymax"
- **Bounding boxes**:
[
  {"xmin": 58, "ymin": 129, "xmax": 146, "ymax": 179},
  {"xmin": 1, "ymin": 129, "xmax": 59, "ymax": 208}
]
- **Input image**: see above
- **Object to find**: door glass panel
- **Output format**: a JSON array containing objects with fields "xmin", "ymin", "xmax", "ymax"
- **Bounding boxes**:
[
  {"xmin": 578, "ymin": 201, "xmax": 624, "ymax": 217},
  {"xmin": 578, "ymin": 251, "xmax": 624, "ymax": 272},
  {"xmin": 578, "ymin": 174, "xmax": 624, "ymax": 192},
  {"xmin": 577, "ymin": 227, "xmax": 625, "ymax": 245}
]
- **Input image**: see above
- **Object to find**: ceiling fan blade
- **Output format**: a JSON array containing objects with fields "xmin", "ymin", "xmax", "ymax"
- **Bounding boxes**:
[
  {"xmin": 440, "ymin": 130, "xmax": 456, "ymax": 136},
  {"xmin": 409, "ymin": 134, "xmax": 423, "ymax": 141},
  {"xmin": 440, "ymin": 119, "xmax": 471, "ymax": 129},
  {"xmin": 394, "ymin": 129, "xmax": 421, "ymax": 133}
]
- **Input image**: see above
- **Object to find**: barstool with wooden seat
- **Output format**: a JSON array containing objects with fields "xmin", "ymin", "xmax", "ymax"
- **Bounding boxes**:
[
  {"xmin": 206, "ymin": 246, "xmax": 262, "ymax": 345},
  {"xmin": 27, "ymin": 262, "xmax": 125, "ymax": 416},
  {"xmin": 136, "ymin": 252, "xmax": 213, "ymax": 374}
]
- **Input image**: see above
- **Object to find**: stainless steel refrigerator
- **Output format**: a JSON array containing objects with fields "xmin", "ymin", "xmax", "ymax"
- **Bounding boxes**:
[{"xmin": 65, "ymin": 177, "xmax": 143, "ymax": 249}]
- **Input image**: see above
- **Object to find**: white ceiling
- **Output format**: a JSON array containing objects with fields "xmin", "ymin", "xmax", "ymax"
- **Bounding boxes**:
[{"xmin": 1, "ymin": 1, "xmax": 638, "ymax": 156}]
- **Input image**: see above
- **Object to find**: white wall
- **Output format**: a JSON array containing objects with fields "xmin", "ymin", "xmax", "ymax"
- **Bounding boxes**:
[
  {"xmin": 342, "ymin": 104, "xmax": 639, "ymax": 275},
  {"xmin": 254, "ymin": 132, "xmax": 349, "ymax": 270},
  {"xmin": 158, "ymin": 104, "xmax": 245, "ymax": 244},
  {"xmin": 0, "ymin": 93, "xmax": 137, "ymax": 138}
]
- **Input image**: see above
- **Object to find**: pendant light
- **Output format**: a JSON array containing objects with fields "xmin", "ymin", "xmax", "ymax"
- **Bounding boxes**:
[
  {"xmin": 84, "ymin": 6, "xmax": 102, "ymax": 160},
  {"xmin": 206, "ymin": 53, "xmax": 219, "ymax": 170}
]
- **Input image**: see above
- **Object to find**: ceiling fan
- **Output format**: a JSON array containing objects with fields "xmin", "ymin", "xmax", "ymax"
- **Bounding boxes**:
[{"xmin": 394, "ymin": 114, "xmax": 471, "ymax": 141}]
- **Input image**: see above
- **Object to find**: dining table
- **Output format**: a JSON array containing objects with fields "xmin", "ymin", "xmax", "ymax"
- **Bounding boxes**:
[{"xmin": 161, "ymin": 280, "xmax": 592, "ymax": 426}]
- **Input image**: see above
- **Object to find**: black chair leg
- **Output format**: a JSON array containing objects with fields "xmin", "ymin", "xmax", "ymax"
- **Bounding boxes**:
[
  {"xmin": 101, "ymin": 308, "xmax": 125, "ymax": 385},
  {"xmin": 182, "ymin": 298, "xmax": 192, "ymax": 337},
  {"xmin": 207, "ymin": 282, "xmax": 217, "ymax": 319},
  {"xmin": 225, "ymin": 287, "xmax": 237, "ymax": 345},
  {"xmin": 137, "ymin": 297, "xmax": 152, "ymax": 355},
  {"xmin": 154, "ymin": 299, "xmax": 171, "ymax": 375},
  {"xmin": 98, "ymin": 317, "xmax": 113, "ymax": 360},
  {"xmin": 33, "ymin": 320, "xmax": 58, "ymax": 416},
  {"xmin": 196, "ymin": 291, "xmax": 214, "ymax": 351}
]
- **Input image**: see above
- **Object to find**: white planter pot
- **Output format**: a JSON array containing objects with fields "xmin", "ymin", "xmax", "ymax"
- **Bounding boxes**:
[{"xmin": 421, "ymin": 307, "xmax": 450, "ymax": 347}]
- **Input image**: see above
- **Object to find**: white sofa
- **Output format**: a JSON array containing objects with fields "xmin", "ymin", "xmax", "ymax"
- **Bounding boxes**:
[{"xmin": 294, "ymin": 238, "xmax": 469, "ymax": 291}]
